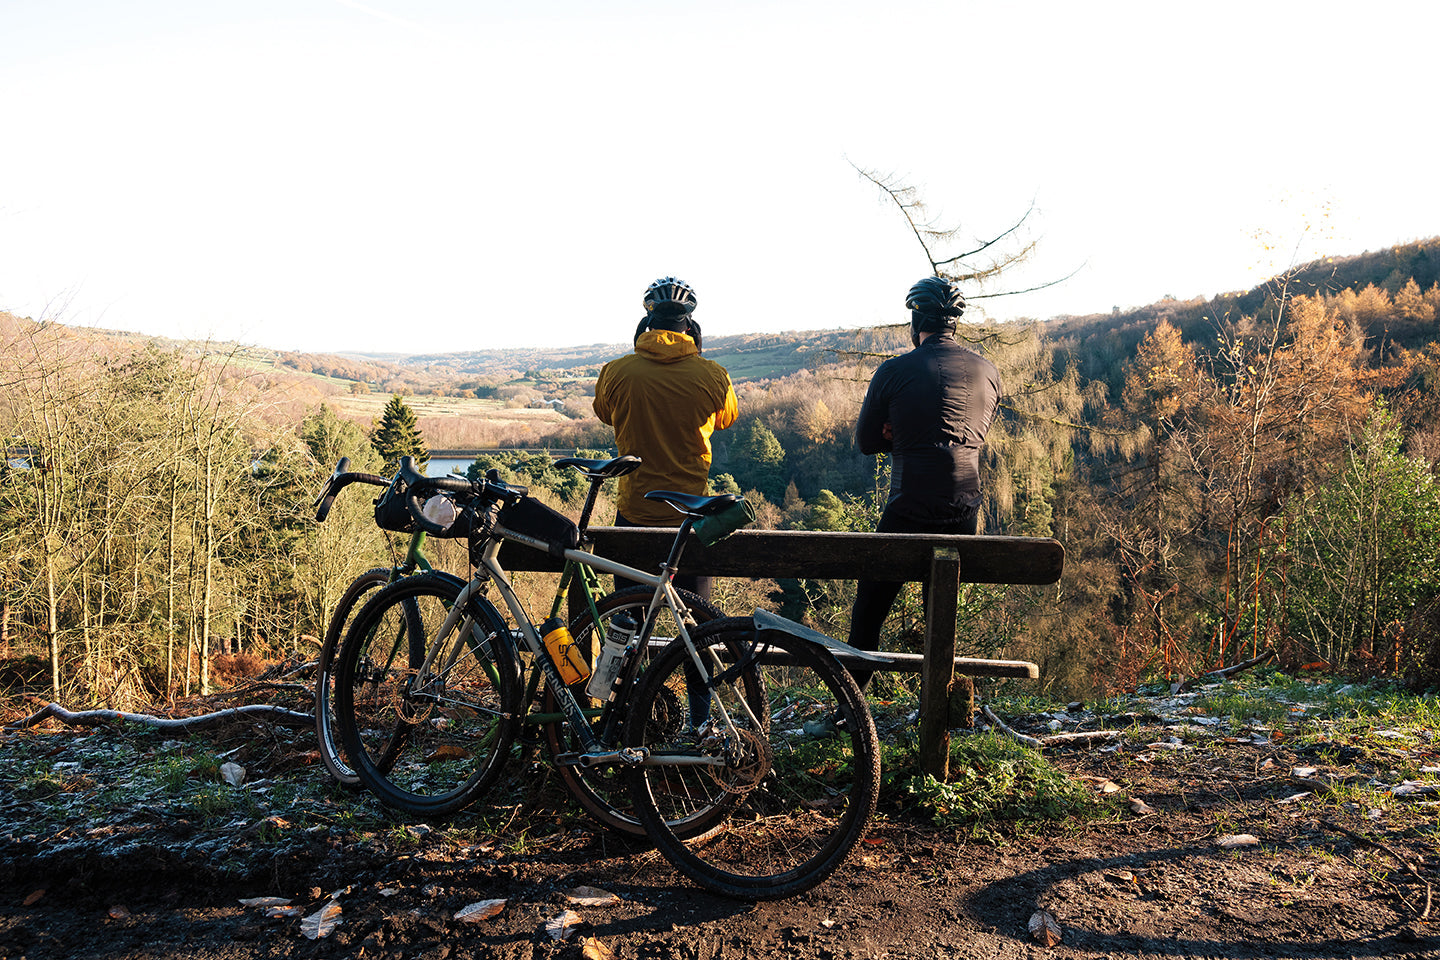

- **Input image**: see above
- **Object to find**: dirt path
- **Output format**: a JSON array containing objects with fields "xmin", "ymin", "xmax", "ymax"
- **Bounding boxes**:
[{"xmin": 2, "ymin": 691, "xmax": 1437, "ymax": 959}]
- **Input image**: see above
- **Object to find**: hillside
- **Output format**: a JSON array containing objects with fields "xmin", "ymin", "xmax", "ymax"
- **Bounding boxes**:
[
  {"xmin": 1041, "ymin": 237, "xmax": 1440, "ymax": 396},
  {"xmin": 14, "ymin": 237, "xmax": 1435, "ymax": 396}
]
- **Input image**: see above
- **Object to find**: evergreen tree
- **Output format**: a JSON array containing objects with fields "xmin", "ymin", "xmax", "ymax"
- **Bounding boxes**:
[
  {"xmin": 729, "ymin": 419, "xmax": 786, "ymax": 501},
  {"xmin": 371, "ymin": 395, "xmax": 429, "ymax": 472}
]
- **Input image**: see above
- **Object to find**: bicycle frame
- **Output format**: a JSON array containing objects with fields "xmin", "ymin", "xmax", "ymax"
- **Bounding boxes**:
[
  {"xmin": 404, "ymin": 516, "xmax": 744, "ymax": 768},
  {"xmin": 481, "ymin": 519, "xmax": 752, "ymax": 765}
]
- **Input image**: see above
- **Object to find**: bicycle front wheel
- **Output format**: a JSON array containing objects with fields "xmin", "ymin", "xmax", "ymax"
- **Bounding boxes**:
[
  {"xmin": 626, "ymin": 617, "xmax": 880, "ymax": 900},
  {"xmin": 541, "ymin": 585, "xmax": 726, "ymax": 838},
  {"xmin": 334, "ymin": 572, "xmax": 520, "ymax": 818}
]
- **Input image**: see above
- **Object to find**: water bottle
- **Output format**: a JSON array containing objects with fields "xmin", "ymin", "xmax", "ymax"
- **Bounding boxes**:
[
  {"xmin": 585, "ymin": 614, "xmax": 638, "ymax": 699},
  {"xmin": 540, "ymin": 616, "xmax": 589, "ymax": 686}
]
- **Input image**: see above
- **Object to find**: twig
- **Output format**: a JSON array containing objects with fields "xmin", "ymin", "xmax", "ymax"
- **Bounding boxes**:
[
  {"xmin": 1323, "ymin": 819, "xmax": 1432, "ymax": 919},
  {"xmin": 1177, "ymin": 649, "xmax": 1277, "ymax": 692},
  {"xmin": 3, "ymin": 701, "xmax": 314, "ymax": 735},
  {"xmin": 981, "ymin": 705, "xmax": 1043, "ymax": 748}
]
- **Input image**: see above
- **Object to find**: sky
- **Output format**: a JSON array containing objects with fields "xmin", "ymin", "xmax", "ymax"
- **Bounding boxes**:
[{"xmin": 2, "ymin": 0, "xmax": 1436, "ymax": 355}]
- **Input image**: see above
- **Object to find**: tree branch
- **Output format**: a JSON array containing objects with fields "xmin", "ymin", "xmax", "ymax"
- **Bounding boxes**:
[{"xmin": 4, "ymin": 701, "xmax": 314, "ymax": 734}]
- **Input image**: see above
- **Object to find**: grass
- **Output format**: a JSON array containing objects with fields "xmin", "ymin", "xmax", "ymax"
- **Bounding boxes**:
[{"xmin": 883, "ymin": 731, "xmax": 1117, "ymax": 839}]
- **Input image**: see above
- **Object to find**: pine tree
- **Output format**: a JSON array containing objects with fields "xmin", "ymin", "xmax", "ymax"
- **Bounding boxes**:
[{"xmin": 371, "ymin": 395, "xmax": 429, "ymax": 472}]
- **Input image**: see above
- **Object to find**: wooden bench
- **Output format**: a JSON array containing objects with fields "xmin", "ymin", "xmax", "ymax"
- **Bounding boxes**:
[{"xmin": 499, "ymin": 528, "xmax": 1065, "ymax": 777}]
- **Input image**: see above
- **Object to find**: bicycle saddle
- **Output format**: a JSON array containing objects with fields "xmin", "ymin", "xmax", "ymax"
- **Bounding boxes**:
[
  {"xmin": 643, "ymin": 490, "xmax": 742, "ymax": 517},
  {"xmin": 555, "ymin": 455, "xmax": 642, "ymax": 479}
]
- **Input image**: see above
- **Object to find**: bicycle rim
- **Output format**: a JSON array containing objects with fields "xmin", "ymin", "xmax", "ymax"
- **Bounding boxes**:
[
  {"xmin": 541, "ymin": 585, "xmax": 728, "ymax": 838},
  {"xmin": 335, "ymin": 572, "xmax": 519, "ymax": 818},
  {"xmin": 626, "ymin": 617, "xmax": 880, "ymax": 899}
]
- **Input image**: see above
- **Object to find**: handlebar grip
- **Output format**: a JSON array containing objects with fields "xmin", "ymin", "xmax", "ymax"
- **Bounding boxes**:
[
  {"xmin": 313, "ymin": 457, "xmax": 350, "ymax": 521},
  {"xmin": 314, "ymin": 458, "xmax": 395, "ymax": 522}
]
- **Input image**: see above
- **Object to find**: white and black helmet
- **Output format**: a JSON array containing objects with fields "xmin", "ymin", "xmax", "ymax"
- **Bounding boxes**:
[
  {"xmin": 643, "ymin": 277, "xmax": 698, "ymax": 316},
  {"xmin": 638, "ymin": 277, "xmax": 701, "ymax": 345}
]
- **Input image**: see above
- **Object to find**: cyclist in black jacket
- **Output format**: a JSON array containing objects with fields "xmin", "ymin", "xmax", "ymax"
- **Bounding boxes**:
[{"xmin": 847, "ymin": 276, "xmax": 1002, "ymax": 680}]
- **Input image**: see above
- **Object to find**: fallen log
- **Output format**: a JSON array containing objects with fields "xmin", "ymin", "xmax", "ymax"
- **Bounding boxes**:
[{"xmin": 3, "ymin": 701, "xmax": 313, "ymax": 735}]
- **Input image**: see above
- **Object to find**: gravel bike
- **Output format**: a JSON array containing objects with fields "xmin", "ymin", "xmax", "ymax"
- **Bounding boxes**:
[
  {"xmin": 311, "ymin": 457, "xmax": 459, "ymax": 787},
  {"xmin": 331, "ymin": 460, "xmax": 881, "ymax": 898}
]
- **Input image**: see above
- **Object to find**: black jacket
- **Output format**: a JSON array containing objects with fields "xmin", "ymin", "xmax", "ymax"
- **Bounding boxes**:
[{"xmin": 855, "ymin": 333, "xmax": 1002, "ymax": 523}]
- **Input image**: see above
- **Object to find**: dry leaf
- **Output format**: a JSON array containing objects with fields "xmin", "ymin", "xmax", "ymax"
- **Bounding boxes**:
[
  {"xmin": 219, "ymin": 762, "xmax": 246, "ymax": 786},
  {"xmin": 1028, "ymin": 909, "xmax": 1063, "ymax": 946},
  {"xmin": 300, "ymin": 902, "xmax": 342, "ymax": 939},
  {"xmin": 1218, "ymin": 834, "xmax": 1260, "ymax": 848},
  {"xmin": 581, "ymin": 936, "xmax": 615, "ymax": 960},
  {"xmin": 546, "ymin": 909, "xmax": 584, "ymax": 940},
  {"xmin": 1127, "ymin": 798, "xmax": 1155, "ymax": 815},
  {"xmin": 454, "ymin": 899, "xmax": 507, "ymax": 923},
  {"xmin": 566, "ymin": 886, "xmax": 621, "ymax": 907},
  {"xmin": 266, "ymin": 906, "xmax": 304, "ymax": 918},
  {"xmin": 22, "ymin": 889, "xmax": 46, "ymax": 907},
  {"xmin": 107, "ymin": 904, "xmax": 131, "ymax": 919},
  {"xmin": 426, "ymin": 744, "xmax": 472, "ymax": 762},
  {"xmin": 1076, "ymin": 775, "xmax": 1122, "ymax": 794}
]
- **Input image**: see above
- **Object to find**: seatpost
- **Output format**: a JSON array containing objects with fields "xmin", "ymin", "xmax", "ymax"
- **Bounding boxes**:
[
  {"xmin": 660, "ymin": 515, "xmax": 699, "ymax": 578},
  {"xmin": 576, "ymin": 475, "xmax": 603, "ymax": 542}
]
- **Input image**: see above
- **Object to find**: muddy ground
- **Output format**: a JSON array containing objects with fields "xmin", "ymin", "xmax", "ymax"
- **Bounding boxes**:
[{"xmin": 1, "ymin": 690, "xmax": 1437, "ymax": 960}]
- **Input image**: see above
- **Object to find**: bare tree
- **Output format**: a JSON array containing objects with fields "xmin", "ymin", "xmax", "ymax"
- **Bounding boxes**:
[{"xmin": 851, "ymin": 164, "xmax": 1079, "ymax": 306}]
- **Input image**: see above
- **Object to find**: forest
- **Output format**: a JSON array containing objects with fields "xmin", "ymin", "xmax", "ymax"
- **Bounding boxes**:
[{"xmin": 5, "ymin": 238, "xmax": 1440, "ymax": 709}]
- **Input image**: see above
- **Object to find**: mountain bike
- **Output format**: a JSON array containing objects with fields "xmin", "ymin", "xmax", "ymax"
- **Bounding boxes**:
[{"xmin": 332, "ymin": 460, "xmax": 881, "ymax": 899}]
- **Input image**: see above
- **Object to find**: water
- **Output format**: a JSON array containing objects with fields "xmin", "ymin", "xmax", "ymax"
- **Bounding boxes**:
[{"xmin": 426, "ymin": 457, "xmax": 475, "ymax": 477}]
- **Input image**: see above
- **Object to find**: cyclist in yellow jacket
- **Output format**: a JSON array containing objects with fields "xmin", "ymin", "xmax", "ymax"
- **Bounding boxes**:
[{"xmin": 593, "ymin": 277, "xmax": 738, "ymax": 601}]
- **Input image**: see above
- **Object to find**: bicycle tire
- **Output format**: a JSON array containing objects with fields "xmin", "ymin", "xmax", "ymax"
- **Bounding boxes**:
[
  {"xmin": 540, "ymin": 585, "xmax": 729, "ymax": 838},
  {"xmin": 315, "ymin": 567, "xmax": 392, "ymax": 785},
  {"xmin": 625, "ymin": 616, "xmax": 881, "ymax": 900},
  {"xmin": 316, "ymin": 568, "xmax": 467, "ymax": 786},
  {"xmin": 334, "ymin": 571, "xmax": 521, "ymax": 818}
]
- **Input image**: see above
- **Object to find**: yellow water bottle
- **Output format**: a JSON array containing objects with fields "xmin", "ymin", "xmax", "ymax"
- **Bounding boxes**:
[{"xmin": 540, "ymin": 616, "xmax": 590, "ymax": 686}]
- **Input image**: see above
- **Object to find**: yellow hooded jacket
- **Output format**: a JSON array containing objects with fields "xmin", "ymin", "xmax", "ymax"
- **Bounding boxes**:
[{"xmin": 593, "ymin": 329, "xmax": 738, "ymax": 526}]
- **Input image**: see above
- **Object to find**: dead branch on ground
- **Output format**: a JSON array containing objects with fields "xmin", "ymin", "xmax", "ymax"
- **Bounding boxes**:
[
  {"xmin": 1176, "ymin": 648, "xmax": 1277, "ymax": 693},
  {"xmin": 3, "ymin": 700, "xmax": 313, "ymax": 735}
]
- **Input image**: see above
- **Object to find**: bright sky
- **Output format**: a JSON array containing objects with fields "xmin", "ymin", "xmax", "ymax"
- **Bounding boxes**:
[{"xmin": 2, "ymin": 1, "xmax": 1435, "ymax": 354}]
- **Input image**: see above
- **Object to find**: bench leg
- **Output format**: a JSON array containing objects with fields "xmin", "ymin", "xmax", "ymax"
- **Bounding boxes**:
[{"xmin": 919, "ymin": 547, "xmax": 961, "ymax": 778}]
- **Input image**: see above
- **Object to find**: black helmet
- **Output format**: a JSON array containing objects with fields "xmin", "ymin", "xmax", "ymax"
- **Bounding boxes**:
[
  {"xmin": 643, "ymin": 277, "xmax": 697, "ymax": 316},
  {"xmin": 905, "ymin": 276, "xmax": 964, "ymax": 346}
]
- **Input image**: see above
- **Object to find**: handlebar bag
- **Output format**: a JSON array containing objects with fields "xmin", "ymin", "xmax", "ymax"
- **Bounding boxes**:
[
  {"xmin": 373, "ymin": 481, "xmax": 474, "ymax": 538},
  {"xmin": 496, "ymin": 497, "xmax": 580, "ymax": 555},
  {"xmin": 373, "ymin": 479, "xmax": 416, "ymax": 534}
]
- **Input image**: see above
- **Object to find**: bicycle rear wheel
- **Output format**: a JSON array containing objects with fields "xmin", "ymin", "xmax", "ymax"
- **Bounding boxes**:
[
  {"xmin": 334, "ymin": 571, "xmax": 520, "ymax": 817},
  {"xmin": 541, "ymin": 585, "xmax": 729, "ymax": 838},
  {"xmin": 315, "ymin": 568, "xmax": 391, "ymax": 785},
  {"xmin": 625, "ymin": 617, "xmax": 880, "ymax": 900}
]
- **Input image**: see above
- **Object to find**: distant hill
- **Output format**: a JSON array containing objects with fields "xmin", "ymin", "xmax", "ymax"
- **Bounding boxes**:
[
  {"xmin": 1041, "ymin": 237, "xmax": 1440, "ymax": 396},
  {"xmin": 341, "ymin": 326, "xmax": 913, "ymax": 384},
  {"xmin": 13, "ymin": 237, "xmax": 1435, "ymax": 398}
]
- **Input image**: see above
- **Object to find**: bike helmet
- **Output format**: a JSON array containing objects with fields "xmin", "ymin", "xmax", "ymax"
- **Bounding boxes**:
[
  {"xmin": 643, "ymin": 277, "xmax": 697, "ymax": 317},
  {"xmin": 905, "ymin": 276, "xmax": 965, "ymax": 346}
]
